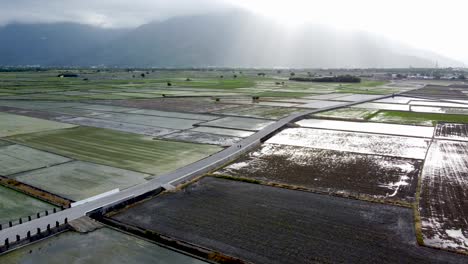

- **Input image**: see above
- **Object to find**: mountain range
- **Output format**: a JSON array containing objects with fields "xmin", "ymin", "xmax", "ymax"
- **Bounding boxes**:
[{"xmin": 0, "ymin": 11, "xmax": 463, "ymax": 68}]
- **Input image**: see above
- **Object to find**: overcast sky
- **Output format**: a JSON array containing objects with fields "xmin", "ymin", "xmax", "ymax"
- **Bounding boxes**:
[{"xmin": 1, "ymin": 0, "xmax": 467, "ymax": 64}]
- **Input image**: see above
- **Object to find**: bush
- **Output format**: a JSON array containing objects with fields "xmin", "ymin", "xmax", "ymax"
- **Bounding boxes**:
[{"xmin": 289, "ymin": 75, "xmax": 361, "ymax": 83}]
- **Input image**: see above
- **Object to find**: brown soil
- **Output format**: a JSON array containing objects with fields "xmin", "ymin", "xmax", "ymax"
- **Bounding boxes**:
[{"xmin": 217, "ymin": 144, "xmax": 421, "ymax": 203}]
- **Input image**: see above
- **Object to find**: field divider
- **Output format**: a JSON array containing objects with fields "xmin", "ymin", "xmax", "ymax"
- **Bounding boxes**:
[{"xmin": 0, "ymin": 176, "xmax": 72, "ymax": 207}]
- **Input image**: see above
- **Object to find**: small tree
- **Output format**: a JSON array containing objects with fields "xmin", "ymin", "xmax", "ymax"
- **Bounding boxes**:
[
  {"xmin": 290, "ymin": 72, "xmax": 295, "ymax": 77},
  {"xmin": 141, "ymin": 73, "xmax": 145, "ymax": 78}
]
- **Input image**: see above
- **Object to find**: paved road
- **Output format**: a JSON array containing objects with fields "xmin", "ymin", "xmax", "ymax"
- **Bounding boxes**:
[{"xmin": 0, "ymin": 93, "xmax": 393, "ymax": 245}]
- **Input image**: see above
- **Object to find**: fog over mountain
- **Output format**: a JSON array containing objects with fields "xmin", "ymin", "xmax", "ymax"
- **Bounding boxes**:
[{"xmin": 0, "ymin": 10, "xmax": 463, "ymax": 68}]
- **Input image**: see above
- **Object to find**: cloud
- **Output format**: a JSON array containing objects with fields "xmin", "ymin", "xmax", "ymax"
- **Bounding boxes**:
[{"xmin": 0, "ymin": 0, "xmax": 231, "ymax": 28}]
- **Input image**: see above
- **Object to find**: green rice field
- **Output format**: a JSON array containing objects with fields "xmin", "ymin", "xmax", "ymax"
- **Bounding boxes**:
[
  {"xmin": 0, "ymin": 112, "xmax": 76, "ymax": 137},
  {"xmin": 0, "ymin": 144, "xmax": 70, "ymax": 176},
  {"xmin": 12, "ymin": 161, "xmax": 149, "ymax": 201},
  {"xmin": 314, "ymin": 107, "xmax": 378, "ymax": 120},
  {"xmin": 7, "ymin": 127, "xmax": 222, "ymax": 175},
  {"xmin": 0, "ymin": 228, "xmax": 206, "ymax": 264},
  {"xmin": 369, "ymin": 110, "xmax": 468, "ymax": 126},
  {"xmin": 0, "ymin": 186, "xmax": 56, "ymax": 224}
]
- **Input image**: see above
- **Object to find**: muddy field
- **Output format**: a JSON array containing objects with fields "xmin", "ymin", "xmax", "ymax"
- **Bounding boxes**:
[
  {"xmin": 420, "ymin": 140, "xmax": 468, "ymax": 252},
  {"xmin": 267, "ymin": 128, "xmax": 430, "ymax": 159},
  {"xmin": 98, "ymin": 98, "xmax": 241, "ymax": 113},
  {"xmin": 111, "ymin": 177, "xmax": 468, "ymax": 264},
  {"xmin": 297, "ymin": 118, "xmax": 434, "ymax": 138},
  {"xmin": 216, "ymin": 144, "xmax": 421, "ymax": 202},
  {"xmin": 404, "ymin": 85, "xmax": 468, "ymax": 100},
  {"xmin": 0, "ymin": 228, "xmax": 205, "ymax": 264},
  {"xmin": 435, "ymin": 123, "xmax": 468, "ymax": 141}
]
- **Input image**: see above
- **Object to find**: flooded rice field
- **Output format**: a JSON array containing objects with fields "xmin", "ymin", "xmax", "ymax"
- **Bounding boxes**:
[
  {"xmin": 313, "ymin": 107, "xmax": 378, "ymax": 120},
  {"xmin": 409, "ymin": 101, "xmax": 468, "ymax": 109},
  {"xmin": 57, "ymin": 116, "xmax": 178, "ymax": 137},
  {"xmin": 216, "ymin": 144, "xmax": 421, "ymax": 202},
  {"xmin": 98, "ymin": 98, "xmax": 241, "ymax": 113},
  {"xmin": 420, "ymin": 140, "xmax": 468, "ymax": 252},
  {"xmin": 351, "ymin": 102, "xmax": 410, "ymax": 111},
  {"xmin": 435, "ymin": 123, "xmax": 468, "ymax": 141},
  {"xmin": 0, "ymin": 100, "xmax": 84, "ymax": 110},
  {"xmin": 256, "ymin": 101, "xmax": 300, "ymax": 107},
  {"xmin": 267, "ymin": 128, "xmax": 430, "ymax": 159},
  {"xmin": 214, "ymin": 105, "xmax": 299, "ymax": 120},
  {"xmin": 161, "ymin": 131, "xmax": 241, "ymax": 146},
  {"xmin": 190, "ymin": 126, "xmax": 254, "ymax": 138},
  {"xmin": 297, "ymin": 119, "xmax": 434, "ymax": 138},
  {"xmin": 8, "ymin": 127, "xmax": 222, "ymax": 175},
  {"xmin": 110, "ymin": 177, "xmax": 467, "ymax": 264},
  {"xmin": 410, "ymin": 106, "xmax": 468, "ymax": 115},
  {"xmin": 127, "ymin": 109, "xmax": 218, "ymax": 121},
  {"xmin": 0, "ymin": 144, "xmax": 70, "ymax": 176},
  {"xmin": 331, "ymin": 94, "xmax": 381, "ymax": 102},
  {"xmin": 351, "ymin": 103, "xmax": 409, "ymax": 111},
  {"xmin": 198, "ymin": 116, "xmax": 274, "ymax": 131},
  {"xmin": 374, "ymin": 96, "xmax": 428, "ymax": 104},
  {"xmin": 299, "ymin": 100, "xmax": 346, "ymax": 109},
  {"xmin": 12, "ymin": 161, "xmax": 149, "ymax": 201},
  {"xmin": 90, "ymin": 112, "xmax": 202, "ymax": 130},
  {"xmin": 403, "ymin": 85, "xmax": 468, "ymax": 100},
  {"xmin": 304, "ymin": 93, "xmax": 353, "ymax": 100},
  {"xmin": 0, "ymin": 228, "xmax": 206, "ymax": 264},
  {"xmin": 0, "ymin": 112, "xmax": 76, "ymax": 137},
  {"xmin": 75, "ymin": 104, "xmax": 137, "ymax": 113},
  {"xmin": 0, "ymin": 186, "xmax": 56, "ymax": 224}
]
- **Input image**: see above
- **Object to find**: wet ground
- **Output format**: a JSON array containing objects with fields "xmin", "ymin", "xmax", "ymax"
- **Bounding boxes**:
[
  {"xmin": 297, "ymin": 118, "xmax": 434, "ymax": 138},
  {"xmin": 111, "ymin": 177, "xmax": 468, "ymax": 264},
  {"xmin": 0, "ymin": 228, "xmax": 206, "ymax": 264},
  {"xmin": 404, "ymin": 85, "xmax": 468, "ymax": 100},
  {"xmin": 435, "ymin": 123, "xmax": 468, "ymax": 141},
  {"xmin": 96, "ymin": 98, "xmax": 241, "ymax": 113},
  {"xmin": 266, "ymin": 128, "xmax": 430, "ymax": 159},
  {"xmin": 420, "ymin": 140, "xmax": 468, "ymax": 252},
  {"xmin": 216, "ymin": 144, "xmax": 421, "ymax": 202}
]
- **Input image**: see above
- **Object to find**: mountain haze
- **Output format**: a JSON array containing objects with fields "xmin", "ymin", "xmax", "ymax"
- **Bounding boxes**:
[{"xmin": 0, "ymin": 11, "xmax": 463, "ymax": 68}]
